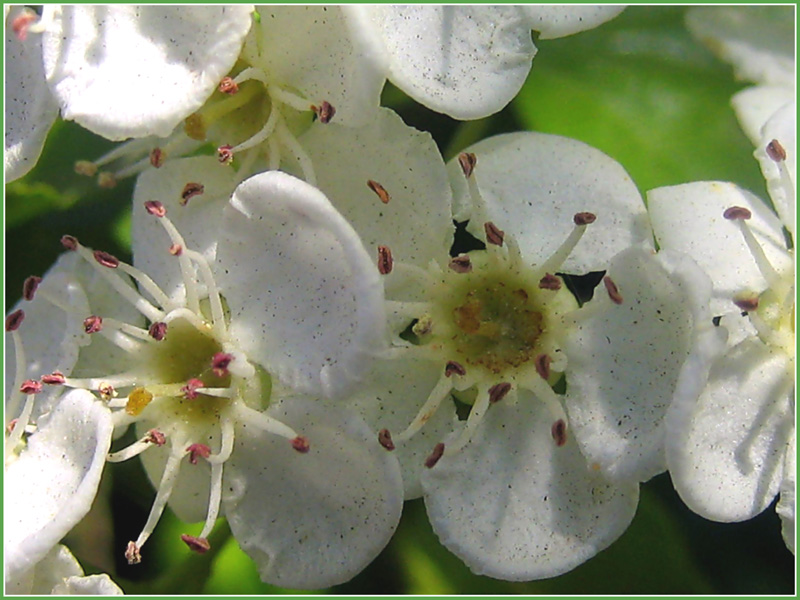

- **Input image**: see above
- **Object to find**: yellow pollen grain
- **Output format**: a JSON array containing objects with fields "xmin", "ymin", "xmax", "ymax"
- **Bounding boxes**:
[{"xmin": 126, "ymin": 387, "xmax": 154, "ymax": 416}]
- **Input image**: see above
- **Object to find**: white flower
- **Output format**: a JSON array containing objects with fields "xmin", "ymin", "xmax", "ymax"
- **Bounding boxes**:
[
  {"xmin": 6, "ymin": 167, "xmax": 403, "ymax": 588},
  {"xmin": 292, "ymin": 112, "xmax": 710, "ymax": 579},
  {"xmin": 4, "ymin": 5, "xmax": 254, "ymax": 181},
  {"xmin": 7, "ymin": 543, "xmax": 123, "ymax": 595},
  {"xmin": 648, "ymin": 105, "xmax": 795, "ymax": 553},
  {"xmin": 347, "ymin": 5, "xmax": 625, "ymax": 120}
]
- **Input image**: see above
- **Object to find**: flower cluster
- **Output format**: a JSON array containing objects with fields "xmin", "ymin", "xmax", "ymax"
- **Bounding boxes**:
[{"xmin": 4, "ymin": 4, "xmax": 794, "ymax": 595}]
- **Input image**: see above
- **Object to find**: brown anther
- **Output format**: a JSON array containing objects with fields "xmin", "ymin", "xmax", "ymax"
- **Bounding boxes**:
[
  {"xmin": 97, "ymin": 171, "xmax": 117, "ymax": 189},
  {"xmin": 144, "ymin": 200, "xmax": 166, "ymax": 217},
  {"xmin": 145, "ymin": 429, "xmax": 167, "ymax": 446},
  {"xmin": 20, "ymin": 379, "xmax": 43, "ymax": 394},
  {"xmin": 99, "ymin": 383, "xmax": 117, "ymax": 400},
  {"xmin": 181, "ymin": 379, "xmax": 205, "ymax": 400},
  {"xmin": 484, "ymin": 221, "xmax": 505, "ymax": 247},
  {"xmin": 6, "ymin": 419, "xmax": 19, "ymax": 434},
  {"xmin": 291, "ymin": 436, "xmax": 311, "ymax": 453},
  {"xmin": 218, "ymin": 76, "xmax": 239, "ymax": 95},
  {"xmin": 603, "ymin": 276, "xmax": 623, "ymax": 305},
  {"xmin": 148, "ymin": 322, "xmax": 167, "ymax": 341},
  {"xmin": 125, "ymin": 541, "xmax": 142, "ymax": 565},
  {"xmin": 448, "ymin": 254, "xmax": 473, "ymax": 273},
  {"xmin": 169, "ymin": 243, "xmax": 183, "ymax": 256},
  {"xmin": 412, "ymin": 315, "xmax": 433, "ymax": 337},
  {"xmin": 367, "ymin": 179, "xmax": 391, "ymax": 204},
  {"xmin": 534, "ymin": 353, "xmax": 551, "ymax": 380},
  {"xmin": 538, "ymin": 273, "xmax": 561, "ymax": 291},
  {"xmin": 378, "ymin": 429, "xmax": 395, "ymax": 451},
  {"xmin": 60, "ymin": 235, "xmax": 79, "ymax": 251},
  {"xmin": 733, "ymin": 294, "xmax": 759, "ymax": 313},
  {"xmin": 312, "ymin": 101, "xmax": 335, "ymax": 124},
  {"xmin": 74, "ymin": 160, "xmax": 98, "ymax": 177},
  {"xmin": 551, "ymin": 419, "xmax": 567, "ymax": 447},
  {"xmin": 42, "ymin": 371, "xmax": 66, "ymax": 385},
  {"xmin": 149, "ymin": 147, "xmax": 165, "ymax": 168},
  {"xmin": 6, "ymin": 309, "xmax": 25, "ymax": 332},
  {"xmin": 83, "ymin": 315, "xmax": 103, "ymax": 334},
  {"xmin": 93, "ymin": 250, "xmax": 120, "ymax": 268},
  {"xmin": 22, "ymin": 276, "xmax": 42, "ymax": 301},
  {"xmin": 181, "ymin": 534, "xmax": 210, "ymax": 554},
  {"xmin": 424, "ymin": 442, "xmax": 446, "ymax": 468},
  {"xmin": 766, "ymin": 139, "xmax": 787, "ymax": 163},
  {"xmin": 458, "ymin": 152, "xmax": 477, "ymax": 178},
  {"xmin": 180, "ymin": 182, "xmax": 205, "ymax": 206},
  {"xmin": 574, "ymin": 212, "xmax": 597, "ymax": 226},
  {"xmin": 488, "ymin": 382, "xmax": 512, "ymax": 404},
  {"xmin": 377, "ymin": 245, "xmax": 393, "ymax": 275},
  {"xmin": 186, "ymin": 443, "xmax": 211, "ymax": 464},
  {"xmin": 445, "ymin": 360, "xmax": 467, "ymax": 377},
  {"xmin": 211, "ymin": 352, "xmax": 234, "ymax": 377},
  {"xmin": 12, "ymin": 10, "xmax": 38, "ymax": 41},
  {"xmin": 723, "ymin": 206, "xmax": 752, "ymax": 221},
  {"xmin": 217, "ymin": 145, "xmax": 234, "ymax": 164}
]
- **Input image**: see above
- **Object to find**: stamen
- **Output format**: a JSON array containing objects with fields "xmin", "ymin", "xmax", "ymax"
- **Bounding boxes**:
[
  {"xmin": 267, "ymin": 85, "xmax": 315, "ymax": 113},
  {"xmin": 97, "ymin": 172, "xmax": 117, "ymax": 189},
  {"xmin": 84, "ymin": 315, "xmax": 103, "ymax": 334},
  {"xmin": 182, "ymin": 379, "xmax": 205, "ymax": 400},
  {"xmin": 217, "ymin": 145, "xmax": 234, "ymax": 165},
  {"xmin": 169, "ymin": 244, "xmax": 183, "ymax": 256},
  {"xmin": 20, "ymin": 380, "xmax": 42, "ymax": 394},
  {"xmin": 229, "ymin": 100, "xmax": 279, "ymax": 154},
  {"xmin": 535, "ymin": 353, "xmax": 551, "ymax": 380},
  {"xmin": 181, "ymin": 534, "xmax": 210, "ymax": 554},
  {"xmin": 207, "ymin": 417, "xmax": 235, "ymax": 464},
  {"xmin": 603, "ymin": 276, "xmax": 623, "ymax": 304},
  {"xmin": 276, "ymin": 119, "xmax": 316, "ymax": 186},
  {"xmin": 6, "ymin": 309, "xmax": 25, "ymax": 331},
  {"xmin": 107, "ymin": 430, "xmax": 166, "ymax": 463},
  {"xmin": 60, "ymin": 235, "xmax": 79, "ymax": 251},
  {"xmin": 536, "ymin": 213, "xmax": 594, "ymax": 276},
  {"xmin": 484, "ymin": 222, "xmax": 505, "ymax": 247},
  {"xmin": 218, "ymin": 76, "xmax": 239, "ymax": 95},
  {"xmin": 125, "ymin": 542, "xmax": 141, "ymax": 565},
  {"xmin": 311, "ymin": 101, "xmax": 336, "ymax": 124},
  {"xmin": 573, "ymin": 212, "xmax": 597, "ymax": 226},
  {"xmin": 458, "ymin": 152, "xmax": 477, "ymax": 178},
  {"xmin": 448, "ymin": 254, "xmax": 473, "ymax": 273},
  {"xmin": 93, "ymin": 250, "xmax": 120, "ymax": 269},
  {"xmin": 412, "ymin": 315, "xmax": 434, "ymax": 336},
  {"xmin": 377, "ymin": 245, "xmax": 393, "ymax": 275},
  {"xmin": 149, "ymin": 148, "xmax": 165, "ymax": 168},
  {"xmin": 733, "ymin": 293, "xmax": 759, "ymax": 313},
  {"xmin": 74, "ymin": 160, "xmax": 98, "ymax": 177},
  {"xmin": 146, "ymin": 209, "xmax": 201, "ymax": 314},
  {"xmin": 723, "ymin": 206, "xmax": 752, "ymax": 221},
  {"xmin": 291, "ymin": 436, "xmax": 311, "ymax": 453},
  {"xmin": 393, "ymin": 371, "xmax": 454, "ymax": 444},
  {"xmin": 11, "ymin": 9, "xmax": 38, "ymax": 41},
  {"xmin": 149, "ymin": 322, "xmax": 168, "ymax": 341},
  {"xmin": 766, "ymin": 139, "xmax": 787, "ymax": 162},
  {"xmin": 538, "ymin": 273, "xmax": 561, "ymax": 291},
  {"xmin": 187, "ymin": 443, "xmax": 211, "ymax": 464},
  {"xmin": 724, "ymin": 207, "xmax": 780, "ymax": 286},
  {"xmin": 367, "ymin": 180, "xmax": 391, "ymax": 204},
  {"xmin": 22, "ymin": 276, "xmax": 41, "ymax": 301},
  {"xmin": 551, "ymin": 419, "xmax": 568, "ymax": 446},
  {"xmin": 424, "ymin": 442, "xmax": 446, "ymax": 468},
  {"xmin": 99, "ymin": 383, "xmax": 117, "ymax": 400},
  {"xmin": 180, "ymin": 182, "xmax": 205, "ymax": 206},
  {"xmin": 211, "ymin": 353, "xmax": 234, "ymax": 377},
  {"xmin": 146, "ymin": 429, "xmax": 167, "ymax": 446},
  {"xmin": 233, "ymin": 404, "xmax": 302, "ymax": 442},
  {"xmin": 488, "ymin": 382, "xmax": 512, "ymax": 404},
  {"xmin": 445, "ymin": 361, "xmax": 467, "ymax": 377},
  {"xmin": 131, "ymin": 447, "xmax": 185, "ymax": 556},
  {"xmin": 182, "ymin": 248, "xmax": 226, "ymax": 335},
  {"xmin": 42, "ymin": 371, "xmax": 66, "ymax": 385},
  {"xmin": 144, "ymin": 200, "xmax": 166, "ymax": 218},
  {"xmin": 378, "ymin": 429, "xmax": 395, "ymax": 450}
]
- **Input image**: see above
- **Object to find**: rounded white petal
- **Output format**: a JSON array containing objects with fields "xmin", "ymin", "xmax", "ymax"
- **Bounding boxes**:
[
  {"xmin": 754, "ymin": 101, "xmax": 795, "ymax": 236},
  {"xmin": 686, "ymin": 6, "xmax": 795, "ymax": 88},
  {"xmin": 52, "ymin": 574, "xmax": 124, "ymax": 595},
  {"xmin": 354, "ymin": 5, "xmax": 536, "ymax": 120},
  {"xmin": 217, "ymin": 171, "xmax": 386, "ymax": 398},
  {"xmin": 5, "ymin": 7, "xmax": 59, "ymax": 181},
  {"xmin": 522, "ymin": 5, "xmax": 625, "ymax": 39},
  {"xmin": 243, "ymin": 6, "xmax": 385, "ymax": 126},
  {"xmin": 4, "ymin": 389, "xmax": 113, "ymax": 580},
  {"xmin": 421, "ymin": 392, "xmax": 638, "ymax": 580},
  {"xmin": 299, "ymin": 108, "xmax": 453, "ymax": 271},
  {"xmin": 731, "ymin": 85, "xmax": 794, "ymax": 146},
  {"xmin": 131, "ymin": 156, "xmax": 241, "ymax": 303},
  {"xmin": 43, "ymin": 6, "xmax": 254, "ymax": 140},
  {"xmin": 6, "ymin": 544, "xmax": 82, "ymax": 595},
  {"xmin": 450, "ymin": 132, "xmax": 651, "ymax": 272},
  {"xmin": 777, "ymin": 431, "xmax": 795, "ymax": 554},
  {"xmin": 564, "ymin": 246, "xmax": 722, "ymax": 482},
  {"xmin": 223, "ymin": 397, "xmax": 403, "ymax": 589},
  {"xmin": 648, "ymin": 181, "xmax": 793, "ymax": 316},
  {"xmin": 667, "ymin": 338, "xmax": 793, "ymax": 522}
]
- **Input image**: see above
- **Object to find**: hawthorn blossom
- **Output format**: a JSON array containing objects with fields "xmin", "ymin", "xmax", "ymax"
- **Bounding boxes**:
[
  {"xmin": 4, "ymin": 5, "xmax": 254, "ymax": 181},
  {"xmin": 287, "ymin": 114, "xmax": 712, "ymax": 578},
  {"xmin": 6, "ymin": 168, "xmax": 403, "ymax": 588},
  {"xmin": 648, "ymin": 105, "xmax": 795, "ymax": 553},
  {"xmin": 347, "ymin": 5, "xmax": 625, "ymax": 120}
]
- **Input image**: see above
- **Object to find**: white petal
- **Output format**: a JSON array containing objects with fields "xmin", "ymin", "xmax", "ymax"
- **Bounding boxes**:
[
  {"xmin": 354, "ymin": 5, "xmax": 536, "ymax": 120},
  {"xmin": 731, "ymin": 85, "xmax": 794, "ymax": 146},
  {"xmin": 449, "ymin": 132, "xmax": 651, "ymax": 272},
  {"xmin": 52, "ymin": 574, "xmax": 124, "ymax": 595},
  {"xmin": 648, "ymin": 182, "xmax": 793, "ymax": 316},
  {"xmin": 522, "ymin": 5, "xmax": 625, "ymax": 39},
  {"xmin": 4, "ymin": 389, "xmax": 113, "ymax": 580},
  {"xmin": 349, "ymin": 356, "xmax": 459, "ymax": 500},
  {"xmin": 217, "ymin": 171, "xmax": 386, "ymax": 399},
  {"xmin": 43, "ymin": 6, "xmax": 254, "ymax": 140},
  {"xmin": 223, "ymin": 397, "xmax": 403, "ymax": 589},
  {"xmin": 777, "ymin": 431, "xmax": 795, "ymax": 554},
  {"xmin": 421, "ymin": 392, "xmax": 638, "ymax": 580},
  {"xmin": 564, "ymin": 246, "xmax": 723, "ymax": 482},
  {"xmin": 667, "ymin": 338, "xmax": 793, "ymax": 522},
  {"xmin": 243, "ymin": 6, "xmax": 385, "ymax": 126},
  {"xmin": 685, "ymin": 6, "xmax": 795, "ymax": 87},
  {"xmin": 5, "ymin": 7, "xmax": 59, "ymax": 181},
  {"xmin": 299, "ymin": 108, "xmax": 453, "ymax": 272},
  {"xmin": 131, "ymin": 156, "xmax": 241, "ymax": 303},
  {"xmin": 754, "ymin": 101, "xmax": 795, "ymax": 236},
  {"xmin": 6, "ymin": 544, "xmax": 82, "ymax": 594}
]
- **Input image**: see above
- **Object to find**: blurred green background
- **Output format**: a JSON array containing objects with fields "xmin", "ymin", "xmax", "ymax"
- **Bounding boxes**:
[{"xmin": 5, "ymin": 6, "xmax": 794, "ymax": 595}]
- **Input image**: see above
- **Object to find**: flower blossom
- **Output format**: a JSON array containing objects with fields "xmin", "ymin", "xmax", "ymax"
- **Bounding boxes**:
[
  {"xmin": 648, "ymin": 103, "xmax": 795, "ymax": 553},
  {"xmin": 281, "ymin": 111, "xmax": 713, "ymax": 579},
  {"xmin": 4, "ymin": 5, "xmax": 254, "ymax": 181},
  {"xmin": 5, "ymin": 168, "xmax": 403, "ymax": 588}
]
